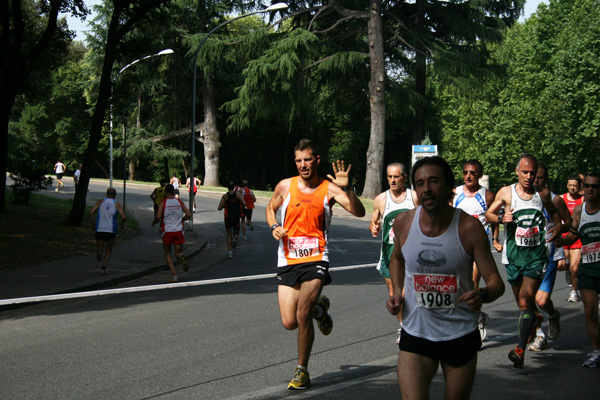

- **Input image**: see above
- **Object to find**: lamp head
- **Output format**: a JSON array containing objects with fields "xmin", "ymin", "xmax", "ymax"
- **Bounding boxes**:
[{"xmin": 265, "ymin": 2, "xmax": 288, "ymax": 11}]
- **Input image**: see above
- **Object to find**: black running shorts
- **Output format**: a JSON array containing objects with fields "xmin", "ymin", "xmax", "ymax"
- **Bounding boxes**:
[
  {"xmin": 276, "ymin": 261, "xmax": 331, "ymax": 287},
  {"xmin": 95, "ymin": 231, "xmax": 117, "ymax": 241},
  {"xmin": 399, "ymin": 329, "xmax": 481, "ymax": 367},
  {"xmin": 242, "ymin": 208, "xmax": 253, "ymax": 219},
  {"xmin": 224, "ymin": 217, "xmax": 240, "ymax": 229}
]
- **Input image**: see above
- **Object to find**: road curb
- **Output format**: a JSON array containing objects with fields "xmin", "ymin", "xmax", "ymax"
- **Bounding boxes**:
[{"xmin": 0, "ymin": 240, "xmax": 208, "ymax": 312}]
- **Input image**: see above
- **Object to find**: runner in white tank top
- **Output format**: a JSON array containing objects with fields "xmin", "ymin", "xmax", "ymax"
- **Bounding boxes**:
[
  {"xmin": 370, "ymin": 163, "xmax": 418, "ymax": 344},
  {"xmin": 90, "ymin": 188, "xmax": 126, "ymax": 275},
  {"xmin": 153, "ymin": 184, "xmax": 192, "ymax": 282},
  {"xmin": 386, "ymin": 156, "xmax": 504, "ymax": 399},
  {"xmin": 453, "ymin": 159, "xmax": 501, "ymax": 341}
]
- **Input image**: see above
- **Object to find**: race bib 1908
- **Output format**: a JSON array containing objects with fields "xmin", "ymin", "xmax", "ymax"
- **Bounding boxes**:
[
  {"xmin": 288, "ymin": 236, "xmax": 320, "ymax": 259},
  {"xmin": 515, "ymin": 226, "xmax": 541, "ymax": 247},
  {"xmin": 414, "ymin": 273, "xmax": 459, "ymax": 309},
  {"xmin": 582, "ymin": 242, "xmax": 600, "ymax": 264}
]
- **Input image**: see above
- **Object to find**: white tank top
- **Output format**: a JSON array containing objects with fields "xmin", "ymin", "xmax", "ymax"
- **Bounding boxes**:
[
  {"xmin": 172, "ymin": 178, "xmax": 179, "ymax": 190},
  {"xmin": 453, "ymin": 185, "xmax": 489, "ymax": 234},
  {"xmin": 401, "ymin": 207, "xmax": 477, "ymax": 341},
  {"xmin": 161, "ymin": 198, "xmax": 184, "ymax": 233},
  {"xmin": 96, "ymin": 198, "xmax": 118, "ymax": 233}
]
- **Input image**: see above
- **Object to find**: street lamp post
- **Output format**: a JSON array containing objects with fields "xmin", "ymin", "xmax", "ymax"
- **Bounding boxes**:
[
  {"xmin": 109, "ymin": 49, "xmax": 175, "ymax": 188},
  {"xmin": 189, "ymin": 3, "xmax": 288, "ymax": 231}
]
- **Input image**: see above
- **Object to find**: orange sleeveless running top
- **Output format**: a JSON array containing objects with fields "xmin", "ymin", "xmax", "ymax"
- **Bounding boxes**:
[{"xmin": 277, "ymin": 177, "xmax": 331, "ymax": 267}]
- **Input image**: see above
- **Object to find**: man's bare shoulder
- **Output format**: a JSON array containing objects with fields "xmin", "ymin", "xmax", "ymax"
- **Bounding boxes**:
[
  {"xmin": 458, "ymin": 208, "xmax": 484, "ymax": 229},
  {"xmin": 373, "ymin": 191, "xmax": 387, "ymax": 210},
  {"xmin": 272, "ymin": 178, "xmax": 293, "ymax": 197},
  {"xmin": 495, "ymin": 185, "xmax": 512, "ymax": 199}
]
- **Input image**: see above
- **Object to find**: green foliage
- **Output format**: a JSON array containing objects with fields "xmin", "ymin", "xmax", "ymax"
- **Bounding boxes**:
[
  {"xmin": 436, "ymin": 0, "xmax": 600, "ymax": 192},
  {"xmin": 9, "ymin": 164, "xmax": 52, "ymax": 204},
  {"xmin": 8, "ymin": 41, "xmax": 91, "ymax": 176}
]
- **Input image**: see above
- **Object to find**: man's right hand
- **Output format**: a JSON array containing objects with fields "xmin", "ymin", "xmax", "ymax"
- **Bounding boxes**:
[
  {"xmin": 271, "ymin": 226, "xmax": 289, "ymax": 240},
  {"xmin": 370, "ymin": 221, "xmax": 380, "ymax": 237},
  {"xmin": 386, "ymin": 294, "xmax": 403, "ymax": 316}
]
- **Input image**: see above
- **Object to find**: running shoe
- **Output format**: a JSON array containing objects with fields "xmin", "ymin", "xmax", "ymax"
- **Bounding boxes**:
[
  {"xmin": 179, "ymin": 255, "xmax": 189, "ymax": 272},
  {"xmin": 527, "ymin": 336, "xmax": 547, "ymax": 351},
  {"xmin": 55, "ymin": 188, "xmax": 59, "ymax": 192},
  {"xmin": 228, "ymin": 250, "xmax": 233, "ymax": 259},
  {"xmin": 568, "ymin": 290, "xmax": 580, "ymax": 302},
  {"xmin": 60, "ymin": 181, "xmax": 64, "ymax": 187},
  {"xmin": 242, "ymin": 236, "xmax": 247, "ymax": 241},
  {"xmin": 509, "ymin": 347, "xmax": 525, "ymax": 369},
  {"xmin": 478, "ymin": 311, "xmax": 489, "ymax": 341},
  {"xmin": 288, "ymin": 367, "xmax": 311, "ymax": 390},
  {"xmin": 100, "ymin": 268, "xmax": 108, "ymax": 276},
  {"xmin": 316, "ymin": 296, "xmax": 332, "ymax": 336},
  {"xmin": 582, "ymin": 352, "xmax": 600, "ymax": 368},
  {"xmin": 548, "ymin": 310, "xmax": 561, "ymax": 340},
  {"xmin": 169, "ymin": 274, "xmax": 178, "ymax": 283}
]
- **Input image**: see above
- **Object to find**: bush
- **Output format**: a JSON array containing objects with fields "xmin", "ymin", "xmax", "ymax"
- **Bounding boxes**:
[{"xmin": 9, "ymin": 164, "xmax": 53, "ymax": 204}]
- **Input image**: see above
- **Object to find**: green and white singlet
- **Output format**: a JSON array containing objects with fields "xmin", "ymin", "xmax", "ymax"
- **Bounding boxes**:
[
  {"xmin": 377, "ymin": 189, "xmax": 416, "ymax": 278},
  {"xmin": 578, "ymin": 205, "xmax": 600, "ymax": 277},
  {"xmin": 505, "ymin": 184, "xmax": 547, "ymax": 267}
]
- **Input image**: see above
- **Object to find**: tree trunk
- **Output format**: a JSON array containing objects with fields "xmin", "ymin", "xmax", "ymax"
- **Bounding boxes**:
[
  {"xmin": 65, "ymin": 10, "xmax": 122, "ymax": 226},
  {"xmin": 0, "ymin": 94, "xmax": 15, "ymax": 213},
  {"xmin": 129, "ymin": 160, "xmax": 136, "ymax": 181},
  {"xmin": 411, "ymin": 0, "xmax": 427, "ymax": 145},
  {"xmin": 362, "ymin": 0, "xmax": 386, "ymax": 199},
  {"xmin": 201, "ymin": 76, "xmax": 220, "ymax": 186}
]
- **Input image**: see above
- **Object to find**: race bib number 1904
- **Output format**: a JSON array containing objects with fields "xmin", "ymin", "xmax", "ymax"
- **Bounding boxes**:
[{"xmin": 414, "ymin": 273, "xmax": 459, "ymax": 309}]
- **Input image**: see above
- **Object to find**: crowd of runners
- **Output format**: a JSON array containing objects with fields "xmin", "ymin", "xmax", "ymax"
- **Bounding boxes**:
[
  {"xmin": 263, "ymin": 143, "xmax": 599, "ymax": 396},
  {"xmin": 80, "ymin": 141, "xmax": 600, "ymax": 396}
]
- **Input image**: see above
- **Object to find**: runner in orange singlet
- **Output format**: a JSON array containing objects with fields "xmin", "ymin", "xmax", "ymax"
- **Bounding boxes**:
[
  {"xmin": 239, "ymin": 180, "xmax": 256, "ymax": 240},
  {"xmin": 266, "ymin": 138, "xmax": 365, "ymax": 390}
]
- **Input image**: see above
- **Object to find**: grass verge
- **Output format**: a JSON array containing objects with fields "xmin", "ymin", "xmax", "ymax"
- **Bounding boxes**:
[{"xmin": 0, "ymin": 193, "xmax": 138, "ymax": 269}]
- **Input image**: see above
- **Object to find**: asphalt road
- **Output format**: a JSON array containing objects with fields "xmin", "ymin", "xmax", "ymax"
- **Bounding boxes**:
[{"xmin": 1, "ymin": 182, "xmax": 598, "ymax": 399}]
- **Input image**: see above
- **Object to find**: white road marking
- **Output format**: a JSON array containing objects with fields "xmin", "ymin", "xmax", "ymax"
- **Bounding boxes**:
[{"xmin": 0, "ymin": 263, "xmax": 377, "ymax": 306}]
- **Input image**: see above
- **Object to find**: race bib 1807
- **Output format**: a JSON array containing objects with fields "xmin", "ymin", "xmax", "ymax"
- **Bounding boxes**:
[
  {"xmin": 414, "ymin": 273, "xmax": 459, "ymax": 309},
  {"xmin": 582, "ymin": 242, "xmax": 600, "ymax": 264},
  {"xmin": 515, "ymin": 226, "xmax": 541, "ymax": 247},
  {"xmin": 287, "ymin": 236, "xmax": 320, "ymax": 259}
]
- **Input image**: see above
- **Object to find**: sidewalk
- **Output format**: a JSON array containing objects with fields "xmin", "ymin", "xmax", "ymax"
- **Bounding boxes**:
[
  {"xmin": 0, "ymin": 180, "xmax": 370, "ymax": 309},
  {"xmin": 0, "ymin": 182, "xmax": 214, "ymax": 309}
]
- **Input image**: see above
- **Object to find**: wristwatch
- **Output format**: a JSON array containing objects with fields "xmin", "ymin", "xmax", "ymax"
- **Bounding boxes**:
[
  {"xmin": 478, "ymin": 288, "xmax": 489, "ymax": 303},
  {"xmin": 271, "ymin": 224, "xmax": 279, "ymax": 231}
]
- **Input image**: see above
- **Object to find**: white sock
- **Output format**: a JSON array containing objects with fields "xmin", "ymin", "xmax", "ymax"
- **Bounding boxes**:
[{"xmin": 536, "ymin": 328, "xmax": 545, "ymax": 338}]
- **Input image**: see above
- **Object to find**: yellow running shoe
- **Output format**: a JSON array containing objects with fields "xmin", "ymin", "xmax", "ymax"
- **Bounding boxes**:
[
  {"xmin": 288, "ymin": 367, "xmax": 311, "ymax": 390},
  {"xmin": 315, "ymin": 295, "xmax": 332, "ymax": 335}
]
